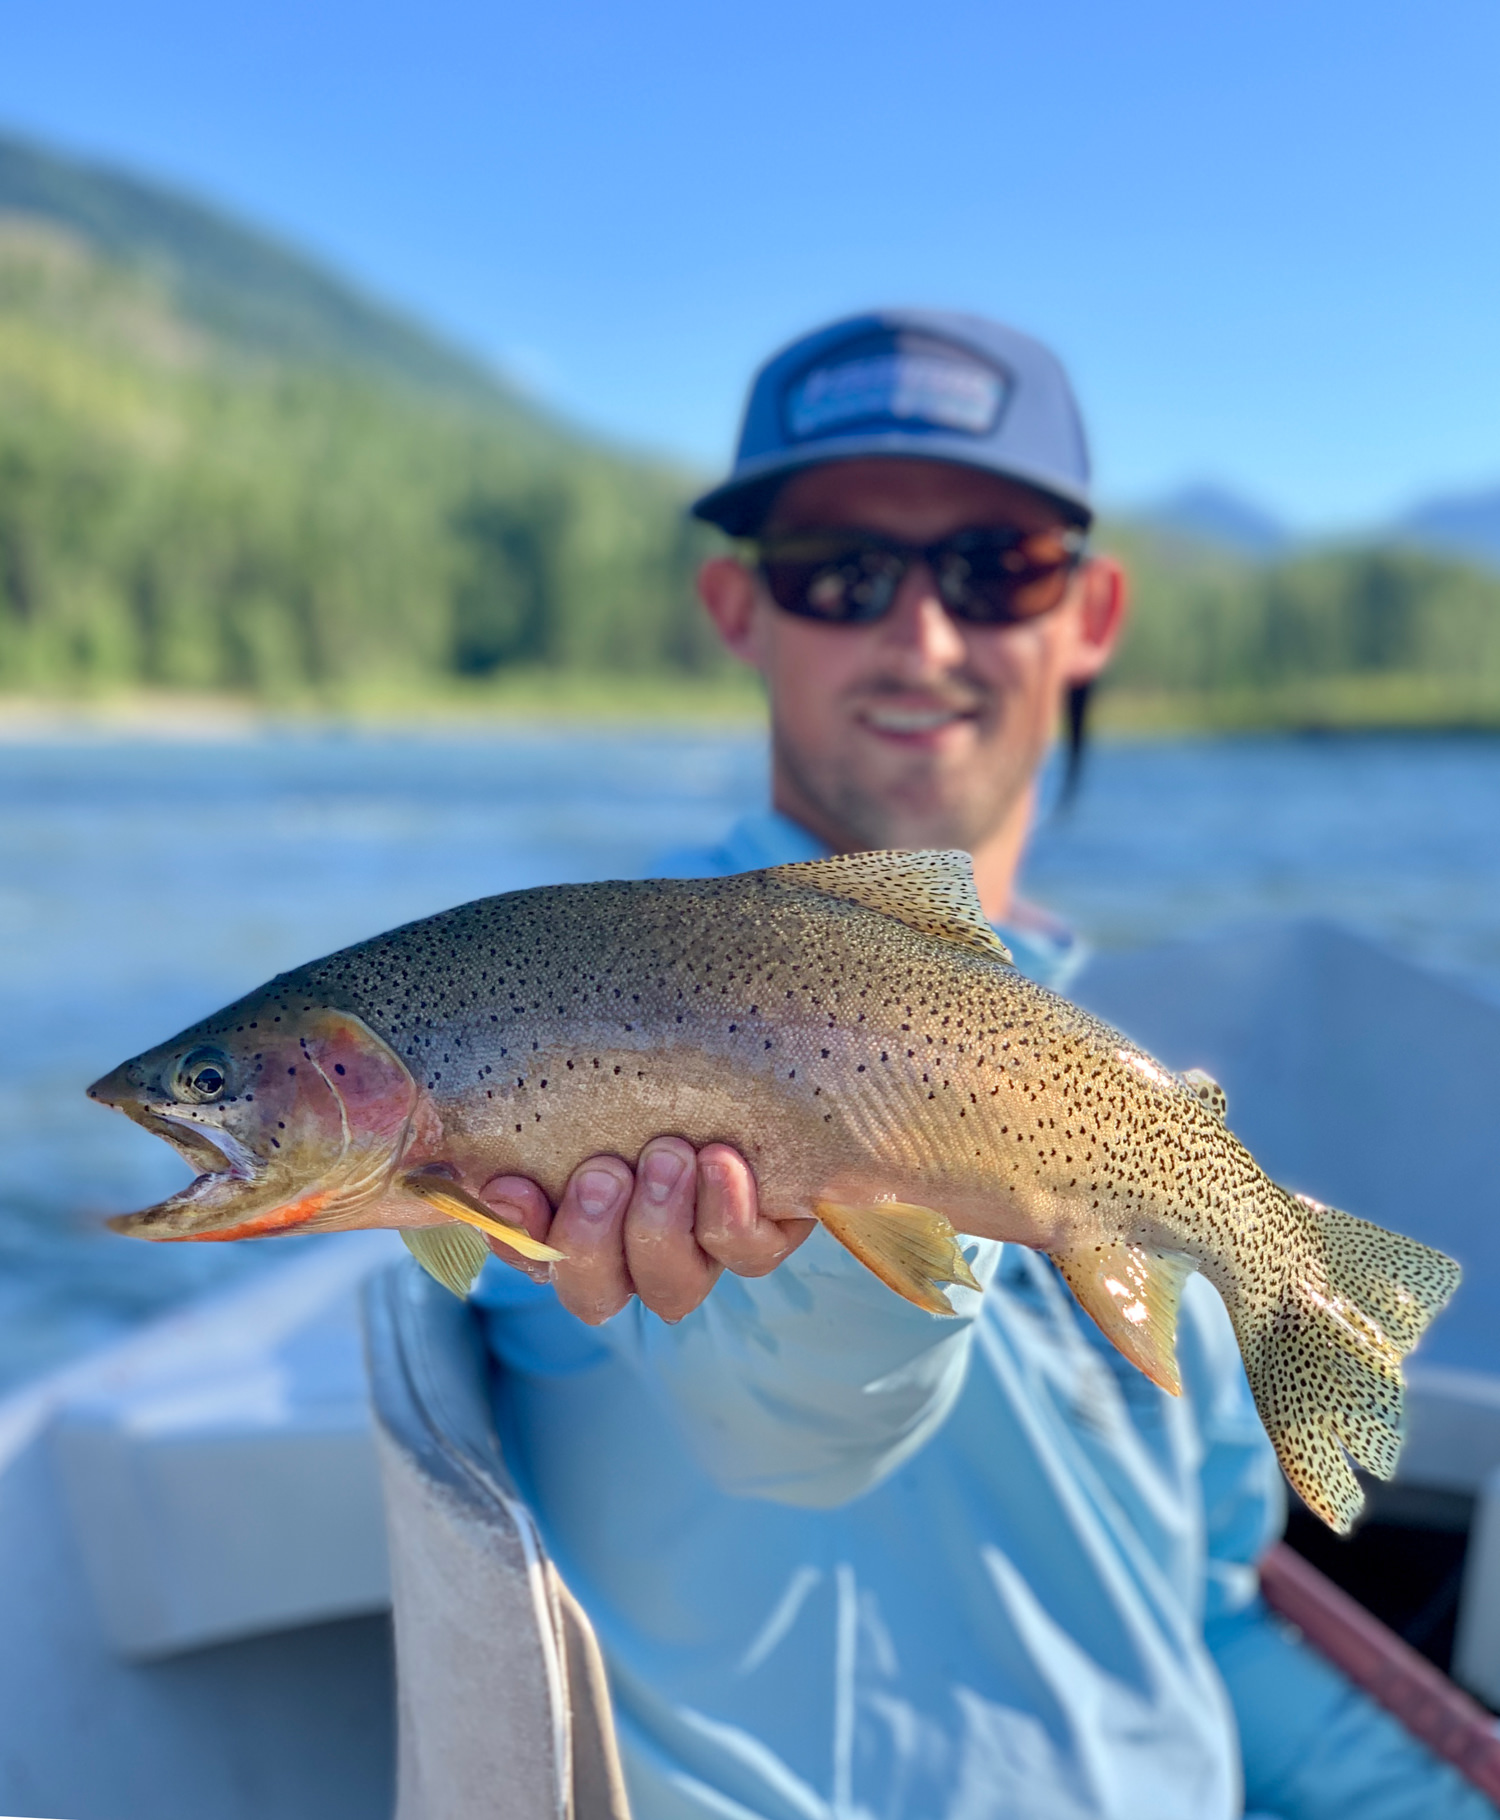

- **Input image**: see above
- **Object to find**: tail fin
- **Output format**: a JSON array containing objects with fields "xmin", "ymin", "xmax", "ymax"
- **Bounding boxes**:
[{"xmin": 1241, "ymin": 1196, "xmax": 1461, "ymax": 1534}]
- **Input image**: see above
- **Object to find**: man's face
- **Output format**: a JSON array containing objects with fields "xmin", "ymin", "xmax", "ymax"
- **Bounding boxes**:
[{"xmin": 700, "ymin": 458, "xmax": 1122, "ymax": 858}]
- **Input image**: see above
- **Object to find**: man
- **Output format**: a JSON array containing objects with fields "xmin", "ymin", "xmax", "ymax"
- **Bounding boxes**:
[{"xmin": 471, "ymin": 312, "xmax": 1489, "ymax": 1818}]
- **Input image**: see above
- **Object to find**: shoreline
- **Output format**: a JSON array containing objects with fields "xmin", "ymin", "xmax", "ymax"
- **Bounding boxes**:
[
  {"xmin": 0, "ymin": 676, "xmax": 770, "ymax": 742},
  {"xmin": 2, "ymin": 680, "xmax": 1499, "ymax": 743}
]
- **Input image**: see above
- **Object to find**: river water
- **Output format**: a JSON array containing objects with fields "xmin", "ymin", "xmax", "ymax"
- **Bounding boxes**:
[{"xmin": 3, "ymin": 727, "xmax": 1498, "ymax": 1392}]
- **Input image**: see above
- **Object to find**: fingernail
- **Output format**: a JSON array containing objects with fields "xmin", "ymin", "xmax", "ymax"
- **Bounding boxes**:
[
  {"xmin": 576, "ymin": 1169, "xmax": 624, "ymax": 1219},
  {"xmin": 641, "ymin": 1149, "xmax": 686, "ymax": 1205},
  {"xmin": 484, "ymin": 1198, "xmax": 529, "ymax": 1229}
]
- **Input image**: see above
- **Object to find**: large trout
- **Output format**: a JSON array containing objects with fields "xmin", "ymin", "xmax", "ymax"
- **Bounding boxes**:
[{"xmin": 89, "ymin": 850, "xmax": 1458, "ymax": 1532}]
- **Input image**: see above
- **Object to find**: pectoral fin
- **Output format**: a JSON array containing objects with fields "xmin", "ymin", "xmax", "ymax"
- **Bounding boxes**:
[
  {"xmin": 401, "ymin": 1224, "xmax": 492, "ymax": 1297},
  {"xmin": 1054, "ymin": 1238, "xmax": 1195, "ymax": 1395},
  {"xmin": 401, "ymin": 1172, "xmax": 566, "ymax": 1263},
  {"xmin": 815, "ymin": 1198, "xmax": 983, "ymax": 1317}
]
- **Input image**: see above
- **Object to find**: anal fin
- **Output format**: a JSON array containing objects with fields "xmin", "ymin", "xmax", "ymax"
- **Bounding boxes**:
[
  {"xmin": 401, "ymin": 1171, "xmax": 566, "ymax": 1264},
  {"xmin": 401, "ymin": 1225, "xmax": 492, "ymax": 1298},
  {"xmin": 1054, "ymin": 1239, "xmax": 1195, "ymax": 1395},
  {"xmin": 816, "ymin": 1198, "xmax": 982, "ymax": 1317}
]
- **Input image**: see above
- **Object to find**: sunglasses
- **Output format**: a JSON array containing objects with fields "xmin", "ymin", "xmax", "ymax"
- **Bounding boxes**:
[{"xmin": 745, "ymin": 524, "xmax": 1087, "ymax": 628}]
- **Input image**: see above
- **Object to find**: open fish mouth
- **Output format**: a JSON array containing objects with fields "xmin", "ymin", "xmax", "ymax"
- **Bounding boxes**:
[
  {"xmin": 105, "ymin": 1106, "xmax": 282, "ymax": 1237},
  {"xmin": 92, "ymin": 1006, "xmax": 423, "ymax": 1243},
  {"xmin": 130, "ymin": 1106, "xmax": 256, "ymax": 1180}
]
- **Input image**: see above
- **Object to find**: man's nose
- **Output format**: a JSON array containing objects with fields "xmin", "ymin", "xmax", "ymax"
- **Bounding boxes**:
[{"xmin": 878, "ymin": 562, "xmax": 968, "ymax": 667}]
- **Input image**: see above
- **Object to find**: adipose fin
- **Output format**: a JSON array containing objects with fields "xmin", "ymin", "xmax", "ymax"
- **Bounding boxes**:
[{"xmin": 1181, "ymin": 1068, "xmax": 1228, "ymax": 1122}]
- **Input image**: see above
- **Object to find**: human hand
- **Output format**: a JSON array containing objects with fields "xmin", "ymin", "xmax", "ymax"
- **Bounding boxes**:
[{"xmin": 477, "ymin": 1140, "xmax": 816, "ymax": 1325}]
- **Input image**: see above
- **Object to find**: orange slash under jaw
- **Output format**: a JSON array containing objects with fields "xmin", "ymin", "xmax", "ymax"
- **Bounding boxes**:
[
  {"xmin": 165, "ymin": 1188, "xmax": 339, "ymax": 1242},
  {"xmin": 104, "ymin": 1162, "xmax": 340, "ymax": 1240}
]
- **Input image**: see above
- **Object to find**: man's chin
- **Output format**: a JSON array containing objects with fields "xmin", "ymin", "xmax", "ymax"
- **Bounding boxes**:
[
  {"xmin": 824, "ymin": 782, "xmax": 998, "ymax": 859},
  {"xmin": 853, "ymin": 740, "xmax": 989, "ymax": 825},
  {"xmin": 776, "ymin": 723, "xmax": 1022, "ymax": 857}
]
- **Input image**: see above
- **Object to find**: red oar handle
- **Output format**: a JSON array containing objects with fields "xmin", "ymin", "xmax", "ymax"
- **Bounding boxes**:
[{"xmin": 1258, "ymin": 1540, "xmax": 1500, "ymax": 1803}]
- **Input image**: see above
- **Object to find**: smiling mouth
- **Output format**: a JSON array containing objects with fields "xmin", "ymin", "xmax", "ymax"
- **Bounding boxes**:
[{"xmin": 860, "ymin": 703, "xmax": 978, "ymax": 737}]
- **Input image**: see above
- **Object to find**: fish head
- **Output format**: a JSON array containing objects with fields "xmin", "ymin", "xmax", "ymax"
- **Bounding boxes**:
[{"xmin": 89, "ymin": 1000, "xmax": 418, "ymax": 1242}]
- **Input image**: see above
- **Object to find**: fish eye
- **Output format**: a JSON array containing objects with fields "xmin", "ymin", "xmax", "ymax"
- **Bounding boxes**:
[{"xmin": 174, "ymin": 1046, "xmax": 231, "ymax": 1104}]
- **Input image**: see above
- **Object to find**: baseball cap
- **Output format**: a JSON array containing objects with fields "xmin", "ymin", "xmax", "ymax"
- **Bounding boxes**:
[{"xmin": 691, "ymin": 309, "xmax": 1092, "ymax": 536}]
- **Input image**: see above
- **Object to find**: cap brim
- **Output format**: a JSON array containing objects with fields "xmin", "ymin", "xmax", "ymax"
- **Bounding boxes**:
[{"xmin": 690, "ymin": 437, "xmax": 1094, "ymax": 536}]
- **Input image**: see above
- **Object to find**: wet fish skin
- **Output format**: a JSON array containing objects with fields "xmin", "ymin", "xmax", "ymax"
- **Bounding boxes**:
[{"xmin": 88, "ymin": 851, "xmax": 1460, "ymax": 1532}]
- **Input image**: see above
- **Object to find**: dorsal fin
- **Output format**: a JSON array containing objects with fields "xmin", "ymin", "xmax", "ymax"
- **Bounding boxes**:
[
  {"xmin": 766, "ymin": 850, "xmax": 1012, "ymax": 963},
  {"xmin": 1181, "ymin": 1068, "xmax": 1227, "ymax": 1121}
]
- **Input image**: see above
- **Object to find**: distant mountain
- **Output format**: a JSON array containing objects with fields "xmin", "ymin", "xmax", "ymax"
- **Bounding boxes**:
[
  {"xmin": 1136, "ymin": 484, "xmax": 1291, "ymax": 557},
  {"xmin": 1394, "ymin": 487, "xmax": 1500, "ymax": 571},
  {"xmin": 0, "ymin": 129, "xmax": 515, "ymax": 405}
]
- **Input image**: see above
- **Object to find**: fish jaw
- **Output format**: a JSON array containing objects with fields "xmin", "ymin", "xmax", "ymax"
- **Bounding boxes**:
[
  {"xmin": 93, "ymin": 1090, "xmax": 310, "ymax": 1239},
  {"xmin": 106, "ymin": 1153, "xmax": 342, "ymax": 1241},
  {"xmin": 90, "ymin": 1007, "xmax": 420, "ymax": 1242}
]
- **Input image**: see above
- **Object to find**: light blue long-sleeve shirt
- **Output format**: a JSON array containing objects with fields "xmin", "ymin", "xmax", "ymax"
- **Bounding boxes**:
[{"xmin": 474, "ymin": 810, "xmax": 1492, "ymax": 1820}]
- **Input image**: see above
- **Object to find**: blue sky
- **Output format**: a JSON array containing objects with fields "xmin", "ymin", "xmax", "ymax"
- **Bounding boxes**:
[{"xmin": 2, "ymin": 0, "xmax": 1496, "ymax": 530}]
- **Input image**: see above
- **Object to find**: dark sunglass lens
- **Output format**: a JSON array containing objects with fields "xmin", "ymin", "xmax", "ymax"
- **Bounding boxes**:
[
  {"xmin": 939, "ymin": 530, "xmax": 1081, "ymax": 624},
  {"xmin": 946, "ymin": 564, "xmax": 1073, "ymax": 625},
  {"xmin": 762, "ymin": 544, "xmax": 903, "ymax": 622},
  {"xmin": 761, "ymin": 563, "xmax": 819, "ymax": 615}
]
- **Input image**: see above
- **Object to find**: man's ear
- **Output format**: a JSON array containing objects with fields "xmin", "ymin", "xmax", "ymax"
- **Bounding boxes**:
[
  {"xmin": 697, "ymin": 557, "xmax": 764, "ymax": 667},
  {"xmin": 1063, "ymin": 555, "xmax": 1129, "ymax": 684}
]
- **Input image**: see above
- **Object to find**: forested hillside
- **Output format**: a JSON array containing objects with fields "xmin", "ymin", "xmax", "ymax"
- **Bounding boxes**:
[
  {"xmin": 1098, "ymin": 522, "xmax": 1500, "ymax": 727},
  {"xmin": 0, "ymin": 132, "xmax": 515, "ymax": 398},
  {"xmin": 1, "ymin": 128, "xmax": 1497, "ymax": 725},
  {"xmin": 0, "ymin": 214, "xmax": 722, "ymax": 698}
]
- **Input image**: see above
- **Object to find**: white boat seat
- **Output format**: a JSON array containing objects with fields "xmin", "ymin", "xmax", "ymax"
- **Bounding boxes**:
[{"xmin": 363, "ymin": 1261, "xmax": 631, "ymax": 1820}]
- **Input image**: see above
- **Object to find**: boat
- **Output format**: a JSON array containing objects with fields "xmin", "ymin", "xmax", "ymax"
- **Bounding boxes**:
[{"xmin": 1, "ymin": 919, "xmax": 1497, "ymax": 1818}]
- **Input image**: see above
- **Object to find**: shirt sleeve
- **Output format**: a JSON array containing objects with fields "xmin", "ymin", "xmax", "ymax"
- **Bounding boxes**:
[
  {"xmin": 594, "ymin": 1224, "xmax": 1003, "ymax": 1508},
  {"xmin": 1213, "ymin": 1602, "xmax": 1497, "ymax": 1820},
  {"xmin": 1179, "ymin": 1280, "xmax": 1497, "ymax": 1820}
]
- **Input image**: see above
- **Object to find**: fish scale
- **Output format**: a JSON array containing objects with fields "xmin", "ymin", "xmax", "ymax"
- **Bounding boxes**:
[{"xmin": 88, "ymin": 849, "xmax": 1460, "ymax": 1533}]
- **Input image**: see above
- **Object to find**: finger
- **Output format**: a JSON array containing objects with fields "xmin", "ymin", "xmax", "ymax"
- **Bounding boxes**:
[
  {"xmin": 477, "ymin": 1174, "xmax": 556, "ymax": 1282},
  {"xmin": 694, "ymin": 1144, "xmax": 815, "ymax": 1277},
  {"xmin": 623, "ymin": 1137, "xmax": 723, "ymax": 1324},
  {"xmin": 549, "ymin": 1156, "xmax": 635, "ymax": 1325}
]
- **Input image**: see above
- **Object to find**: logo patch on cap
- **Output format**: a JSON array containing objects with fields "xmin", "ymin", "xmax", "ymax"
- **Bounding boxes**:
[{"xmin": 784, "ymin": 339, "xmax": 1009, "ymax": 443}]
